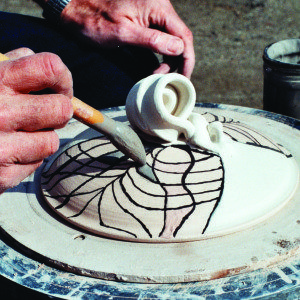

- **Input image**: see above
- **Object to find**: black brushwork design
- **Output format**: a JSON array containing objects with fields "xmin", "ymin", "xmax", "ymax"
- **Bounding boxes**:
[
  {"xmin": 42, "ymin": 138, "xmax": 224, "ymax": 239},
  {"xmin": 203, "ymin": 112, "xmax": 292, "ymax": 157},
  {"xmin": 41, "ymin": 113, "xmax": 293, "ymax": 240}
]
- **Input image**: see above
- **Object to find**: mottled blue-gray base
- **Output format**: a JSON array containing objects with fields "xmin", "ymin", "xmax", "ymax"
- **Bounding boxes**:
[{"xmin": 1, "ymin": 231, "xmax": 300, "ymax": 299}]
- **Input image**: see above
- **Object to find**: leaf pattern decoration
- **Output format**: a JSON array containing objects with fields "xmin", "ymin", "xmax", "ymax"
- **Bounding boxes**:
[{"xmin": 42, "ymin": 137, "xmax": 224, "ymax": 241}]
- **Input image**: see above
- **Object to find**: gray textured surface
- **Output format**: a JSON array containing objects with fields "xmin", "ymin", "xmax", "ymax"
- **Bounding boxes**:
[{"xmin": 1, "ymin": 0, "xmax": 299, "ymax": 109}]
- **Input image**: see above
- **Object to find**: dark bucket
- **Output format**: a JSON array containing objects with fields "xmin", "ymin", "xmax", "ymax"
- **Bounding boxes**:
[{"xmin": 263, "ymin": 39, "xmax": 300, "ymax": 119}]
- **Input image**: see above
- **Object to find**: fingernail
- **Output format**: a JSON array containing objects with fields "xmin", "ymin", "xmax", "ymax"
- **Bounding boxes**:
[{"xmin": 167, "ymin": 38, "xmax": 184, "ymax": 54}]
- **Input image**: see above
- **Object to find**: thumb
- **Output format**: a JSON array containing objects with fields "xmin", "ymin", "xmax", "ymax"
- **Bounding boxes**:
[{"xmin": 125, "ymin": 25, "xmax": 184, "ymax": 56}]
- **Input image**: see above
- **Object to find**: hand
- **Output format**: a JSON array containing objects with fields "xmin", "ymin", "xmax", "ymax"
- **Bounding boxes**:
[
  {"xmin": 61, "ymin": 0, "xmax": 195, "ymax": 78},
  {"xmin": 0, "ymin": 48, "xmax": 73, "ymax": 193}
]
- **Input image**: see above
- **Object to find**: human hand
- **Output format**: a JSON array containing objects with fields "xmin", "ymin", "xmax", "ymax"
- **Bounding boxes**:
[
  {"xmin": 61, "ymin": 0, "xmax": 195, "ymax": 78},
  {"xmin": 0, "ymin": 48, "xmax": 73, "ymax": 193}
]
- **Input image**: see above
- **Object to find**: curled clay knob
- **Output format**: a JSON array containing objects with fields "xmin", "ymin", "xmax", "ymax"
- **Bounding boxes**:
[{"xmin": 126, "ymin": 73, "xmax": 197, "ymax": 143}]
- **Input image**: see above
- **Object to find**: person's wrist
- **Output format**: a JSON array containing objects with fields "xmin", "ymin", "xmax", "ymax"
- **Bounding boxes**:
[{"xmin": 43, "ymin": 0, "xmax": 72, "ymax": 22}]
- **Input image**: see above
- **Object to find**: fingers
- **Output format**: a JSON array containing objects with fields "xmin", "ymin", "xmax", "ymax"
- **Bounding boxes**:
[
  {"xmin": 0, "ymin": 130, "xmax": 60, "ymax": 165},
  {"xmin": 0, "ymin": 162, "xmax": 43, "ymax": 194},
  {"xmin": 150, "ymin": 31, "xmax": 194, "ymax": 78},
  {"xmin": 159, "ymin": 12, "xmax": 195, "ymax": 78},
  {"xmin": 0, "ymin": 51, "xmax": 74, "ymax": 193},
  {"xmin": 153, "ymin": 55, "xmax": 181, "ymax": 75},
  {"xmin": 154, "ymin": 44, "xmax": 195, "ymax": 78},
  {"xmin": 177, "ymin": 36, "xmax": 195, "ymax": 79},
  {"xmin": 153, "ymin": 63, "xmax": 171, "ymax": 75},
  {"xmin": 0, "ymin": 94, "xmax": 73, "ymax": 132},
  {"xmin": 0, "ymin": 52, "xmax": 73, "ymax": 98},
  {"xmin": 123, "ymin": 23, "xmax": 184, "ymax": 56},
  {"xmin": 121, "ymin": 13, "xmax": 195, "ymax": 78},
  {"xmin": 0, "ymin": 130, "xmax": 60, "ymax": 193}
]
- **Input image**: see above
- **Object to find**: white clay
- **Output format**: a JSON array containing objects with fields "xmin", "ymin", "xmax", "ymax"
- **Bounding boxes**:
[
  {"xmin": 41, "ymin": 74, "xmax": 299, "ymax": 242},
  {"xmin": 126, "ymin": 73, "xmax": 228, "ymax": 154},
  {"xmin": 126, "ymin": 74, "xmax": 196, "ymax": 143}
]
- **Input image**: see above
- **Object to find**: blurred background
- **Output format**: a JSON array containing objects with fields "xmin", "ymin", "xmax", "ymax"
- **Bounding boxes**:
[{"xmin": 0, "ymin": 0, "xmax": 299, "ymax": 109}]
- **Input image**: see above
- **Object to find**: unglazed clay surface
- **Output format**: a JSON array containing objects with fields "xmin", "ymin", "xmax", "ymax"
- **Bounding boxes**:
[{"xmin": 41, "ymin": 74, "xmax": 299, "ymax": 242}]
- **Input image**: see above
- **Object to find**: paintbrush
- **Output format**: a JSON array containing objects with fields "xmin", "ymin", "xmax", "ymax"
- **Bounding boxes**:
[
  {"xmin": 71, "ymin": 97, "xmax": 147, "ymax": 166},
  {"xmin": 0, "ymin": 53, "xmax": 155, "ymax": 180}
]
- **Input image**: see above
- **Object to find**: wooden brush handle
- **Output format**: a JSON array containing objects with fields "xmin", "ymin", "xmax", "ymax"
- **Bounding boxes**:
[
  {"xmin": 0, "ymin": 53, "xmax": 9, "ymax": 62},
  {"xmin": 72, "ymin": 97, "xmax": 105, "ymax": 125}
]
